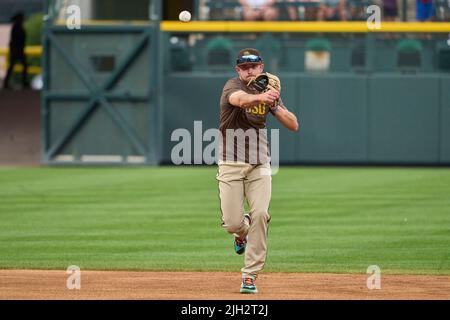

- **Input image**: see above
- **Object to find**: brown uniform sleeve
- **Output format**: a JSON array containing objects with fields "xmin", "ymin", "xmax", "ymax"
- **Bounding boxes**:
[{"xmin": 221, "ymin": 78, "xmax": 244, "ymax": 107}]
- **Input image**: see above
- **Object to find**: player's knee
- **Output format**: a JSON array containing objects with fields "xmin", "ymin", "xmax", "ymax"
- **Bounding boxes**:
[
  {"xmin": 221, "ymin": 217, "xmax": 242, "ymax": 234},
  {"xmin": 251, "ymin": 210, "xmax": 270, "ymax": 223},
  {"xmin": 223, "ymin": 222, "xmax": 241, "ymax": 234}
]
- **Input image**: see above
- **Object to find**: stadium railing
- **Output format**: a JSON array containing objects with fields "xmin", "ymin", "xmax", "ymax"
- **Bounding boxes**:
[{"xmin": 0, "ymin": 46, "xmax": 42, "ymax": 75}]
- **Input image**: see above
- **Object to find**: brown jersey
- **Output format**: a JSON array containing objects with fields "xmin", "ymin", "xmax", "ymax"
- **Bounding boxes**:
[{"xmin": 218, "ymin": 77, "xmax": 285, "ymax": 164}]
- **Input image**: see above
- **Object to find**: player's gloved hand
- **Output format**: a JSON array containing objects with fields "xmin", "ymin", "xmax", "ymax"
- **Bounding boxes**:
[
  {"xmin": 247, "ymin": 72, "xmax": 281, "ymax": 93},
  {"xmin": 247, "ymin": 72, "xmax": 281, "ymax": 106}
]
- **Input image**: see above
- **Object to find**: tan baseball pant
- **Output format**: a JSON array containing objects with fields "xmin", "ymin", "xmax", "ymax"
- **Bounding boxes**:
[{"xmin": 216, "ymin": 162, "xmax": 272, "ymax": 278}]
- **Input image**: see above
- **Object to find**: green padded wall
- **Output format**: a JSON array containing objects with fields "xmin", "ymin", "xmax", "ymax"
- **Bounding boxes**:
[
  {"xmin": 368, "ymin": 74, "xmax": 441, "ymax": 163},
  {"xmin": 297, "ymin": 74, "xmax": 368, "ymax": 162},
  {"xmin": 440, "ymin": 76, "xmax": 450, "ymax": 162},
  {"xmin": 161, "ymin": 74, "xmax": 449, "ymax": 165}
]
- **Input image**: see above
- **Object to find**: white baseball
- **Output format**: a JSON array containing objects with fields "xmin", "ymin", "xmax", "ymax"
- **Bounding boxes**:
[{"xmin": 179, "ymin": 10, "xmax": 191, "ymax": 22}]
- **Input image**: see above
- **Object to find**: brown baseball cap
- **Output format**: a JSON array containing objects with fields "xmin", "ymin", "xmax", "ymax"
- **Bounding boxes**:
[{"xmin": 236, "ymin": 48, "xmax": 263, "ymax": 66}]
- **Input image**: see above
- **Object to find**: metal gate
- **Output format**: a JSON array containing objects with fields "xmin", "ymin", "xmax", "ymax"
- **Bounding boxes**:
[{"xmin": 42, "ymin": 1, "xmax": 162, "ymax": 165}]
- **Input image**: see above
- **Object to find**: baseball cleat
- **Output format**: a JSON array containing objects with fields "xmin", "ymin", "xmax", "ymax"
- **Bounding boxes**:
[
  {"xmin": 240, "ymin": 277, "xmax": 258, "ymax": 294},
  {"xmin": 233, "ymin": 214, "xmax": 252, "ymax": 255},
  {"xmin": 234, "ymin": 236, "xmax": 246, "ymax": 255}
]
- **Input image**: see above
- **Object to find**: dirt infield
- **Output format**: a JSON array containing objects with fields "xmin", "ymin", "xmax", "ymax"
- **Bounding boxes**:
[{"xmin": 0, "ymin": 270, "xmax": 449, "ymax": 300}]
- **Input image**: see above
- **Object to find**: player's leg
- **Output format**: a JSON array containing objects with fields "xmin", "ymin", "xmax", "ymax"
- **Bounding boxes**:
[
  {"xmin": 216, "ymin": 163, "xmax": 251, "ymax": 240},
  {"xmin": 240, "ymin": 162, "xmax": 272, "ymax": 292}
]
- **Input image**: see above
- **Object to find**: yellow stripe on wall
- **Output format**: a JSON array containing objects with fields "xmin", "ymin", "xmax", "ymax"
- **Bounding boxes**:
[
  {"xmin": 161, "ymin": 21, "xmax": 450, "ymax": 33},
  {"xmin": 0, "ymin": 46, "xmax": 43, "ymax": 56}
]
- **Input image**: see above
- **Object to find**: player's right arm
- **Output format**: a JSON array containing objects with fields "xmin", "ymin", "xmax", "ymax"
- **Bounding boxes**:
[{"xmin": 229, "ymin": 90, "xmax": 280, "ymax": 109}]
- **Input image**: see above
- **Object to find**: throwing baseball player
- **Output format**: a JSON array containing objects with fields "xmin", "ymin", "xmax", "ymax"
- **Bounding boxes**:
[{"xmin": 217, "ymin": 48, "xmax": 299, "ymax": 293}]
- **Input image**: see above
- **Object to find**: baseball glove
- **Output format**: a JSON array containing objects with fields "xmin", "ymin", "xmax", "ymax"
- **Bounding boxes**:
[
  {"xmin": 247, "ymin": 72, "xmax": 281, "ymax": 107},
  {"xmin": 247, "ymin": 72, "xmax": 281, "ymax": 94}
]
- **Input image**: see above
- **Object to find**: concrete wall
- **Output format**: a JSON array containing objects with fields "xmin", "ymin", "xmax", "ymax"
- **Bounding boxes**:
[{"xmin": 0, "ymin": 90, "xmax": 40, "ymax": 165}]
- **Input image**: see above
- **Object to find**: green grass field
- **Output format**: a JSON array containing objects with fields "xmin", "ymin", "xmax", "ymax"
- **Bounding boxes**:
[{"xmin": 0, "ymin": 166, "xmax": 449, "ymax": 275}]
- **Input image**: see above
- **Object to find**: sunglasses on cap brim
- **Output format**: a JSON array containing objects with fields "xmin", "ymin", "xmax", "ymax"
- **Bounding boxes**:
[{"xmin": 236, "ymin": 54, "xmax": 263, "ymax": 65}]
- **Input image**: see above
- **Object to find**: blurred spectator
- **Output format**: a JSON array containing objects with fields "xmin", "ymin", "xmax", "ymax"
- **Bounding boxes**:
[
  {"xmin": 287, "ymin": 0, "xmax": 300, "ymax": 20},
  {"xmin": 3, "ymin": 12, "xmax": 28, "ymax": 89},
  {"xmin": 318, "ymin": 0, "xmax": 347, "ymax": 21},
  {"xmin": 416, "ymin": 0, "xmax": 436, "ymax": 21},
  {"xmin": 287, "ymin": 0, "xmax": 321, "ymax": 20},
  {"xmin": 239, "ymin": 0, "xmax": 279, "ymax": 20},
  {"xmin": 435, "ymin": 0, "xmax": 450, "ymax": 21},
  {"xmin": 383, "ymin": 0, "xmax": 398, "ymax": 21},
  {"xmin": 202, "ymin": 0, "xmax": 243, "ymax": 20},
  {"xmin": 347, "ymin": 0, "xmax": 369, "ymax": 21}
]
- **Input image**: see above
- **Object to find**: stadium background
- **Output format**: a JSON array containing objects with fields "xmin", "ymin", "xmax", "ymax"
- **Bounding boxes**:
[{"xmin": 0, "ymin": 0, "xmax": 449, "ymax": 300}]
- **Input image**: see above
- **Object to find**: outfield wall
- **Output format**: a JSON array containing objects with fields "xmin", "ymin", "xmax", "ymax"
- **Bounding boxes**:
[
  {"xmin": 162, "ymin": 73, "xmax": 450, "ymax": 165},
  {"xmin": 40, "ymin": 20, "xmax": 450, "ymax": 165}
]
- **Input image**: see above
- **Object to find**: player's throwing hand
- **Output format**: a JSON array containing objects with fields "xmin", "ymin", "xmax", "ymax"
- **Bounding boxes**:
[{"xmin": 259, "ymin": 89, "xmax": 280, "ymax": 105}]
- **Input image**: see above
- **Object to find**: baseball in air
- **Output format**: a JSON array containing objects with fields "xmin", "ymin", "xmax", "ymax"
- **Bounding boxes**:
[{"xmin": 179, "ymin": 10, "xmax": 191, "ymax": 22}]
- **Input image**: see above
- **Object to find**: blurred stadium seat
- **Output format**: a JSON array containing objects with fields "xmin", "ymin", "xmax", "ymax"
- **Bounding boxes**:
[
  {"xmin": 436, "ymin": 41, "xmax": 450, "ymax": 71},
  {"xmin": 169, "ymin": 36, "xmax": 192, "ymax": 72},
  {"xmin": 396, "ymin": 39, "xmax": 423, "ymax": 72},
  {"xmin": 305, "ymin": 38, "xmax": 331, "ymax": 72},
  {"xmin": 350, "ymin": 42, "xmax": 365, "ymax": 71},
  {"xmin": 206, "ymin": 36, "xmax": 234, "ymax": 71}
]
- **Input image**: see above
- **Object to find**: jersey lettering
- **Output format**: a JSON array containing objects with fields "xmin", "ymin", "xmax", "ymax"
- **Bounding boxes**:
[{"xmin": 247, "ymin": 103, "xmax": 266, "ymax": 115}]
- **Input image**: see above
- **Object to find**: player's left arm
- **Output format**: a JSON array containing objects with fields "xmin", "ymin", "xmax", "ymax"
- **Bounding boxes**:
[{"xmin": 271, "ymin": 104, "xmax": 299, "ymax": 132}]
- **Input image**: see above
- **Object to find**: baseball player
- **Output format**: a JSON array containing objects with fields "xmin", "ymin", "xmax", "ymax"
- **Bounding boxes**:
[{"xmin": 217, "ymin": 48, "xmax": 299, "ymax": 293}]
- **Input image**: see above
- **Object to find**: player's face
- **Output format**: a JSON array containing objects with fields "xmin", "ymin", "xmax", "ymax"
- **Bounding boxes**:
[{"xmin": 236, "ymin": 63, "xmax": 264, "ymax": 82}]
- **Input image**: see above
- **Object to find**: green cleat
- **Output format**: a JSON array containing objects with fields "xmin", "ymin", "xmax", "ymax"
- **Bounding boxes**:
[
  {"xmin": 234, "ymin": 236, "xmax": 246, "ymax": 255},
  {"xmin": 234, "ymin": 214, "xmax": 251, "ymax": 255},
  {"xmin": 240, "ymin": 276, "xmax": 258, "ymax": 294}
]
